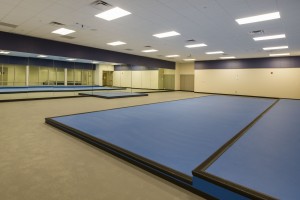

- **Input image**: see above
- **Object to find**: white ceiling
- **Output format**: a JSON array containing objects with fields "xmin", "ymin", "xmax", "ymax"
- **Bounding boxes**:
[{"xmin": 0, "ymin": 0, "xmax": 299, "ymax": 63}]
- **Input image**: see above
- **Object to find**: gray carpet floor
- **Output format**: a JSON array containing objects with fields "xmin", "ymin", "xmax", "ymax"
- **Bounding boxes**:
[{"xmin": 0, "ymin": 92, "xmax": 208, "ymax": 200}]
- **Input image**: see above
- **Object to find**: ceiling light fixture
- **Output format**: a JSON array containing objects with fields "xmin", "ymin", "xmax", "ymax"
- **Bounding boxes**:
[
  {"xmin": 236, "ymin": 12, "xmax": 280, "ymax": 25},
  {"xmin": 52, "ymin": 28, "xmax": 75, "ymax": 35},
  {"xmin": 206, "ymin": 51, "xmax": 224, "ymax": 55},
  {"xmin": 220, "ymin": 56, "xmax": 236, "ymax": 59},
  {"xmin": 107, "ymin": 41, "xmax": 126, "ymax": 46},
  {"xmin": 142, "ymin": 49, "xmax": 158, "ymax": 53},
  {"xmin": 37, "ymin": 55, "xmax": 47, "ymax": 58},
  {"xmin": 0, "ymin": 50, "xmax": 10, "ymax": 54},
  {"xmin": 66, "ymin": 58, "xmax": 76, "ymax": 61},
  {"xmin": 185, "ymin": 43, "xmax": 207, "ymax": 48},
  {"xmin": 166, "ymin": 55, "xmax": 180, "ymax": 58},
  {"xmin": 153, "ymin": 31, "xmax": 180, "ymax": 38},
  {"xmin": 95, "ymin": 7, "xmax": 131, "ymax": 21},
  {"xmin": 183, "ymin": 58, "xmax": 196, "ymax": 61},
  {"xmin": 269, "ymin": 53, "xmax": 290, "ymax": 57},
  {"xmin": 253, "ymin": 34, "xmax": 286, "ymax": 41},
  {"xmin": 263, "ymin": 46, "xmax": 288, "ymax": 50}
]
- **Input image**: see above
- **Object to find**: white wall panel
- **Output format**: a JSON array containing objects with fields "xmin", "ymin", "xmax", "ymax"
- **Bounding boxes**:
[
  {"xmin": 150, "ymin": 70, "xmax": 159, "ymax": 89},
  {"xmin": 141, "ymin": 71, "xmax": 151, "ymax": 89},
  {"xmin": 113, "ymin": 71, "xmax": 121, "ymax": 87},
  {"xmin": 132, "ymin": 71, "xmax": 142, "ymax": 88}
]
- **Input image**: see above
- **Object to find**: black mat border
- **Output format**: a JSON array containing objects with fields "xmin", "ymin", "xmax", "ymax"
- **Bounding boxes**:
[
  {"xmin": 78, "ymin": 92, "xmax": 148, "ymax": 99},
  {"xmin": 44, "ymin": 94, "xmax": 276, "ymax": 199},
  {"xmin": 45, "ymin": 117, "xmax": 217, "ymax": 200},
  {"xmin": 45, "ymin": 95, "xmax": 212, "ymax": 118},
  {"xmin": 194, "ymin": 91, "xmax": 300, "ymax": 100},
  {"xmin": 115, "ymin": 87, "xmax": 175, "ymax": 93},
  {"xmin": 0, "ymin": 95, "xmax": 89, "ymax": 103},
  {"xmin": 192, "ymin": 99, "xmax": 280, "ymax": 200}
]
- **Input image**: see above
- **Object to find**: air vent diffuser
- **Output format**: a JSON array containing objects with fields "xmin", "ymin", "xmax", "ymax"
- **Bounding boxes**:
[
  {"xmin": 91, "ymin": 0, "xmax": 112, "ymax": 9},
  {"xmin": 49, "ymin": 21, "xmax": 65, "ymax": 26},
  {"xmin": 249, "ymin": 30, "xmax": 264, "ymax": 35},
  {"xmin": 186, "ymin": 39, "xmax": 196, "ymax": 42}
]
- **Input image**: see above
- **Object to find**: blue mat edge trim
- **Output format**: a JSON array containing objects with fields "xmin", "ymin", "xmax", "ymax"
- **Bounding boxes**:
[{"xmin": 191, "ymin": 99, "xmax": 280, "ymax": 200}]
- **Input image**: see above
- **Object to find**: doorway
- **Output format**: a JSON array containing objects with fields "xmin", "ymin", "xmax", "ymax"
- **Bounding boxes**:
[
  {"xmin": 103, "ymin": 71, "xmax": 113, "ymax": 86},
  {"xmin": 180, "ymin": 75, "xmax": 194, "ymax": 91}
]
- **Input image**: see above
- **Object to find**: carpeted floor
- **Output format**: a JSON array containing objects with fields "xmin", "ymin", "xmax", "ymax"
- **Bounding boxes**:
[{"xmin": 0, "ymin": 91, "xmax": 208, "ymax": 200}]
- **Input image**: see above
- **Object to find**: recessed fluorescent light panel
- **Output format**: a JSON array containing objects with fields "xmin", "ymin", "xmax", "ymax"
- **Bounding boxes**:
[
  {"xmin": 185, "ymin": 43, "xmax": 207, "ymax": 48},
  {"xmin": 142, "ymin": 49, "xmax": 158, "ymax": 53},
  {"xmin": 166, "ymin": 55, "xmax": 179, "ymax": 58},
  {"xmin": 263, "ymin": 46, "xmax": 288, "ymax": 50},
  {"xmin": 37, "ymin": 55, "xmax": 47, "ymax": 58},
  {"xmin": 220, "ymin": 56, "xmax": 236, "ymax": 59},
  {"xmin": 254, "ymin": 34, "xmax": 286, "ymax": 41},
  {"xmin": 206, "ymin": 51, "xmax": 224, "ymax": 55},
  {"xmin": 236, "ymin": 12, "xmax": 280, "ymax": 25},
  {"xmin": 95, "ymin": 7, "xmax": 131, "ymax": 21},
  {"xmin": 66, "ymin": 58, "xmax": 76, "ymax": 61},
  {"xmin": 107, "ymin": 41, "xmax": 126, "ymax": 46},
  {"xmin": 92, "ymin": 61, "xmax": 99, "ymax": 64},
  {"xmin": 153, "ymin": 31, "xmax": 180, "ymax": 38},
  {"xmin": 0, "ymin": 50, "xmax": 10, "ymax": 54},
  {"xmin": 183, "ymin": 58, "xmax": 196, "ymax": 61},
  {"xmin": 52, "ymin": 28, "xmax": 75, "ymax": 35},
  {"xmin": 269, "ymin": 53, "xmax": 290, "ymax": 57}
]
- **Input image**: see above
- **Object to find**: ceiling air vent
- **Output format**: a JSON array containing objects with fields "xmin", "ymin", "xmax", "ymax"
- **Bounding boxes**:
[
  {"xmin": 91, "ymin": 0, "xmax": 112, "ymax": 10},
  {"xmin": 0, "ymin": 22, "xmax": 18, "ymax": 28},
  {"xmin": 49, "ymin": 21, "xmax": 65, "ymax": 26},
  {"xmin": 124, "ymin": 48, "xmax": 133, "ymax": 51},
  {"xmin": 186, "ymin": 39, "xmax": 196, "ymax": 42},
  {"xmin": 61, "ymin": 35, "xmax": 75, "ymax": 39},
  {"xmin": 249, "ymin": 30, "xmax": 264, "ymax": 35},
  {"xmin": 144, "ymin": 45, "xmax": 152, "ymax": 48}
]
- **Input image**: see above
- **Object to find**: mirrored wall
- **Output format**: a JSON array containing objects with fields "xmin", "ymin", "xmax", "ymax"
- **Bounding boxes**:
[{"xmin": 0, "ymin": 53, "xmax": 175, "ymax": 101}]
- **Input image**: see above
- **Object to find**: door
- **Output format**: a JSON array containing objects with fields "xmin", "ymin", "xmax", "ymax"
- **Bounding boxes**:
[
  {"xmin": 163, "ymin": 74, "xmax": 175, "ymax": 90},
  {"xmin": 103, "ymin": 71, "xmax": 113, "ymax": 86},
  {"xmin": 180, "ymin": 75, "xmax": 194, "ymax": 91}
]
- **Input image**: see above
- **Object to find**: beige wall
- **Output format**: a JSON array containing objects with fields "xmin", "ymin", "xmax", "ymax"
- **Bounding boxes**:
[
  {"xmin": 94, "ymin": 64, "xmax": 114, "ymax": 86},
  {"xmin": 113, "ymin": 70, "xmax": 120, "ymax": 87},
  {"xmin": 113, "ymin": 70, "xmax": 159, "ymax": 89},
  {"xmin": 175, "ymin": 62, "xmax": 195, "ymax": 90},
  {"xmin": 163, "ymin": 68, "xmax": 176, "ymax": 75},
  {"xmin": 7, "ymin": 65, "xmax": 15, "ymax": 86},
  {"xmin": 132, "ymin": 71, "xmax": 142, "ymax": 88},
  {"xmin": 195, "ymin": 68, "xmax": 300, "ymax": 99},
  {"xmin": 150, "ymin": 70, "xmax": 159, "ymax": 89},
  {"xmin": 113, "ymin": 71, "xmax": 132, "ymax": 87}
]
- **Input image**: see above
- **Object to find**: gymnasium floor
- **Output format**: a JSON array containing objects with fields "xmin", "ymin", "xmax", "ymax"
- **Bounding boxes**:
[{"xmin": 0, "ymin": 92, "xmax": 207, "ymax": 200}]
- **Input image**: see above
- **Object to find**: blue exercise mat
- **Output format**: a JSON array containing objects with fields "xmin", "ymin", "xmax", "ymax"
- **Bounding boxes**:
[
  {"xmin": 205, "ymin": 99, "xmax": 300, "ymax": 200},
  {"xmin": 49, "ymin": 95, "xmax": 275, "ymax": 178}
]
